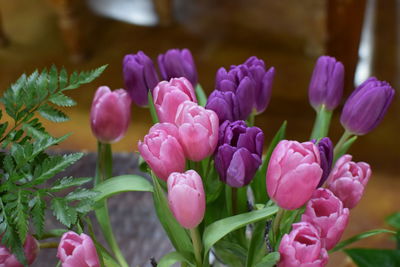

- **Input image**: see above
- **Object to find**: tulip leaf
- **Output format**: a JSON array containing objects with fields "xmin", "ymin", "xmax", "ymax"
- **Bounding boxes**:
[
  {"xmin": 147, "ymin": 91, "xmax": 159, "ymax": 124},
  {"xmin": 195, "ymin": 84, "xmax": 207, "ymax": 107},
  {"xmin": 93, "ymin": 175, "xmax": 153, "ymax": 203},
  {"xmin": 254, "ymin": 252, "xmax": 280, "ymax": 267},
  {"xmin": 252, "ymin": 121, "xmax": 287, "ymax": 204},
  {"xmin": 386, "ymin": 212, "xmax": 400, "ymax": 229},
  {"xmin": 334, "ymin": 135, "xmax": 357, "ymax": 162},
  {"xmin": 202, "ymin": 205, "xmax": 278, "ymax": 262},
  {"xmin": 344, "ymin": 248, "xmax": 400, "ymax": 267},
  {"xmin": 151, "ymin": 174, "xmax": 194, "ymax": 259},
  {"xmin": 330, "ymin": 229, "xmax": 396, "ymax": 253},
  {"xmin": 246, "ymin": 220, "xmax": 268, "ymax": 267},
  {"xmin": 157, "ymin": 251, "xmax": 193, "ymax": 267}
]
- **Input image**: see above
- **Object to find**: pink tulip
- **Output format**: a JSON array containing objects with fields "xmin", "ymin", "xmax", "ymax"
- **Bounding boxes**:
[
  {"xmin": 153, "ymin": 77, "xmax": 197, "ymax": 123},
  {"xmin": 90, "ymin": 86, "xmax": 131, "ymax": 143},
  {"xmin": 57, "ymin": 231, "xmax": 100, "ymax": 267},
  {"xmin": 167, "ymin": 170, "xmax": 205, "ymax": 229},
  {"xmin": 138, "ymin": 123, "xmax": 186, "ymax": 181},
  {"xmin": 175, "ymin": 101, "xmax": 219, "ymax": 161},
  {"xmin": 0, "ymin": 235, "xmax": 39, "ymax": 267},
  {"xmin": 327, "ymin": 154, "xmax": 371, "ymax": 209},
  {"xmin": 266, "ymin": 140, "xmax": 323, "ymax": 210},
  {"xmin": 302, "ymin": 188, "xmax": 349, "ymax": 250},
  {"xmin": 278, "ymin": 222, "xmax": 328, "ymax": 267}
]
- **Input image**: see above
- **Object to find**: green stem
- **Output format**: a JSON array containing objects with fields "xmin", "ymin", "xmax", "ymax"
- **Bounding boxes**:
[
  {"xmin": 333, "ymin": 130, "xmax": 352, "ymax": 160},
  {"xmin": 225, "ymin": 185, "xmax": 233, "ymax": 216},
  {"xmin": 248, "ymin": 110, "xmax": 256, "ymax": 127},
  {"xmin": 95, "ymin": 142, "xmax": 129, "ymax": 267},
  {"xmin": 310, "ymin": 105, "xmax": 333, "ymax": 140},
  {"xmin": 147, "ymin": 91, "xmax": 159, "ymax": 124},
  {"xmin": 39, "ymin": 242, "xmax": 59, "ymax": 249},
  {"xmin": 272, "ymin": 208, "xmax": 285, "ymax": 242},
  {"xmin": 190, "ymin": 227, "xmax": 203, "ymax": 267}
]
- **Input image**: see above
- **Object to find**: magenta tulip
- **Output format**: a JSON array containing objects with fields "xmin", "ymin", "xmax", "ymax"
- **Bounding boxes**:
[
  {"xmin": 153, "ymin": 77, "xmax": 197, "ymax": 123},
  {"xmin": 57, "ymin": 231, "xmax": 100, "ymax": 267},
  {"xmin": 278, "ymin": 222, "xmax": 328, "ymax": 267},
  {"xmin": 327, "ymin": 154, "xmax": 371, "ymax": 209},
  {"xmin": 90, "ymin": 86, "xmax": 131, "ymax": 143},
  {"xmin": 302, "ymin": 188, "xmax": 349, "ymax": 250},
  {"xmin": 138, "ymin": 123, "xmax": 186, "ymax": 181},
  {"xmin": 175, "ymin": 101, "xmax": 219, "ymax": 161},
  {"xmin": 266, "ymin": 140, "xmax": 323, "ymax": 210},
  {"xmin": 167, "ymin": 170, "xmax": 205, "ymax": 229},
  {"xmin": 0, "ymin": 235, "xmax": 39, "ymax": 267}
]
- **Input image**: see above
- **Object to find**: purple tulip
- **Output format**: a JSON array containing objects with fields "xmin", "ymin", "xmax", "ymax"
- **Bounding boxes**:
[
  {"xmin": 158, "ymin": 48, "xmax": 198, "ymax": 86},
  {"xmin": 278, "ymin": 222, "xmax": 328, "ymax": 267},
  {"xmin": 312, "ymin": 137, "xmax": 333, "ymax": 187},
  {"xmin": 243, "ymin": 56, "xmax": 275, "ymax": 113},
  {"xmin": 215, "ymin": 120, "xmax": 263, "ymax": 187},
  {"xmin": 205, "ymin": 90, "xmax": 239, "ymax": 123},
  {"xmin": 0, "ymin": 235, "xmax": 39, "ymax": 267},
  {"xmin": 90, "ymin": 86, "xmax": 131, "ymax": 144},
  {"xmin": 308, "ymin": 56, "xmax": 344, "ymax": 111},
  {"xmin": 302, "ymin": 188, "xmax": 350, "ymax": 250},
  {"xmin": 340, "ymin": 77, "xmax": 395, "ymax": 135},
  {"xmin": 123, "ymin": 51, "xmax": 159, "ymax": 106}
]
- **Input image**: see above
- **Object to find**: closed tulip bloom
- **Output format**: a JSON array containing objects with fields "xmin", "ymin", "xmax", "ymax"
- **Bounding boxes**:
[
  {"xmin": 0, "ymin": 235, "xmax": 39, "ymax": 267},
  {"xmin": 175, "ymin": 101, "xmax": 219, "ymax": 161},
  {"xmin": 158, "ymin": 48, "xmax": 198, "ymax": 86},
  {"xmin": 302, "ymin": 188, "xmax": 349, "ymax": 250},
  {"xmin": 90, "ymin": 86, "xmax": 131, "ymax": 144},
  {"xmin": 327, "ymin": 154, "xmax": 371, "ymax": 209},
  {"xmin": 312, "ymin": 137, "xmax": 334, "ymax": 187},
  {"xmin": 215, "ymin": 120, "xmax": 264, "ymax": 187},
  {"xmin": 278, "ymin": 222, "xmax": 328, "ymax": 267},
  {"xmin": 138, "ymin": 123, "xmax": 186, "ymax": 181},
  {"xmin": 205, "ymin": 90, "xmax": 239, "ymax": 124},
  {"xmin": 266, "ymin": 140, "xmax": 323, "ymax": 210},
  {"xmin": 309, "ymin": 56, "xmax": 344, "ymax": 111},
  {"xmin": 243, "ymin": 56, "xmax": 275, "ymax": 113},
  {"xmin": 123, "ymin": 51, "xmax": 159, "ymax": 106},
  {"xmin": 167, "ymin": 170, "xmax": 205, "ymax": 229},
  {"xmin": 57, "ymin": 231, "xmax": 100, "ymax": 267},
  {"xmin": 340, "ymin": 77, "xmax": 395, "ymax": 135},
  {"xmin": 153, "ymin": 77, "xmax": 197, "ymax": 123}
]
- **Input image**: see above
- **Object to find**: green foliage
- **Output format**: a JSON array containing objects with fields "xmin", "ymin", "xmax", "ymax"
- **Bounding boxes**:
[
  {"xmin": 0, "ymin": 65, "xmax": 106, "ymax": 264},
  {"xmin": 345, "ymin": 248, "xmax": 400, "ymax": 267}
]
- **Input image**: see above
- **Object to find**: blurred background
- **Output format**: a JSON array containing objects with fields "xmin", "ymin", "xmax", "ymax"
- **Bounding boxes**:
[{"xmin": 0, "ymin": 0, "xmax": 399, "ymax": 266}]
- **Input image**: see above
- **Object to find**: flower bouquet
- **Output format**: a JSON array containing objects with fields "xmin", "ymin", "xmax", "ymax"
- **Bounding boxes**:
[{"xmin": 0, "ymin": 49, "xmax": 398, "ymax": 267}]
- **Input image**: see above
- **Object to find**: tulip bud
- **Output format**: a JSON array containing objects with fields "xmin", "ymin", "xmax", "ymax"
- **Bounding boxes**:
[
  {"xmin": 205, "ymin": 90, "xmax": 239, "ymax": 124},
  {"xmin": 312, "ymin": 137, "xmax": 334, "ymax": 187},
  {"xmin": 57, "ymin": 231, "xmax": 100, "ymax": 267},
  {"xmin": 90, "ymin": 86, "xmax": 131, "ymax": 144},
  {"xmin": 340, "ymin": 77, "xmax": 395, "ymax": 135},
  {"xmin": 153, "ymin": 77, "xmax": 197, "ymax": 123},
  {"xmin": 327, "ymin": 154, "xmax": 371, "ymax": 209},
  {"xmin": 302, "ymin": 188, "xmax": 349, "ymax": 250},
  {"xmin": 278, "ymin": 222, "xmax": 328, "ymax": 267},
  {"xmin": 122, "ymin": 51, "xmax": 159, "ymax": 106},
  {"xmin": 0, "ymin": 235, "xmax": 39, "ymax": 267},
  {"xmin": 215, "ymin": 120, "xmax": 263, "ymax": 187},
  {"xmin": 138, "ymin": 123, "xmax": 186, "ymax": 181},
  {"xmin": 175, "ymin": 101, "xmax": 219, "ymax": 161},
  {"xmin": 266, "ymin": 140, "xmax": 323, "ymax": 210},
  {"xmin": 167, "ymin": 170, "xmax": 205, "ymax": 229},
  {"xmin": 243, "ymin": 56, "xmax": 275, "ymax": 114},
  {"xmin": 158, "ymin": 48, "xmax": 198, "ymax": 86},
  {"xmin": 308, "ymin": 56, "xmax": 344, "ymax": 111}
]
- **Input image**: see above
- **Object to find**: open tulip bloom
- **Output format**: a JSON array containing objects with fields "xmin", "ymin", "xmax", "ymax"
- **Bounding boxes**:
[{"xmin": 0, "ymin": 51, "xmax": 395, "ymax": 267}]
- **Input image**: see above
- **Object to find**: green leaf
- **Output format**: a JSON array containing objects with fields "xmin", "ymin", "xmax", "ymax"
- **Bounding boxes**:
[
  {"xmin": 48, "ymin": 65, "xmax": 59, "ymax": 93},
  {"xmin": 62, "ymin": 65, "xmax": 108, "ymax": 90},
  {"xmin": 93, "ymin": 175, "xmax": 153, "ymax": 202},
  {"xmin": 32, "ymin": 193, "xmax": 45, "ymax": 237},
  {"xmin": 157, "ymin": 251, "xmax": 191, "ymax": 267},
  {"xmin": 151, "ymin": 174, "xmax": 193, "ymax": 257},
  {"xmin": 202, "ymin": 206, "xmax": 279, "ymax": 261},
  {"xmin": 330, "ymin": 229, "xmax": 396, "ymax": 253},
  {"xmin": 51, "ymin": 177, "xmax": 92, "ymax": 191},
  {"xmin": 195, "ymin": 84, "xmax": 207, "ymax": 107},
  {"xmin": 51, "ymin": 198, "xmax": 77, "ymax": 227},
  {"xmin": 252, "ymin": 121, "xmax": 287, "ymax": 203},
  {"xmin": 254, "ymin": 252, "xmax": 280, "ymax": 267},
  {"xmin": 148, "ymin": 91, "xmax": 159, "ymax": 124},
  {"xmin": 386, "ymin": 212, "xmax": 400, "ymax": 229},
  {"xmin": 334, "ymin": 135, "xmax": 358, "ymax": 162},
  {"xmin": 38, "ymin": 104, "xmax": 69, "ymax": 122},
  {"xmin": 59, "ymin": 67, "xmax": 68, "ymax": 89},
  {"xmin": 0, "ymin": 122, "xmax": 8, "ymax": 139},
  {"xmin": 246, "ymin": 220, "xmax": 268, "ymax": 267},
  {"xmin": 345, "ymin": 248, "xmax": 400, "ymax": 267},
  {"xmin": 14, "ymin": 190, "xmax": 28, "ymax": 242},
  {"xmin": 66, "ymin": 188, "xmax": 98, "ymax": 201},
  {"xmin": 49, "ymin": 93, "xmax": 77, "ymax": 107}
]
